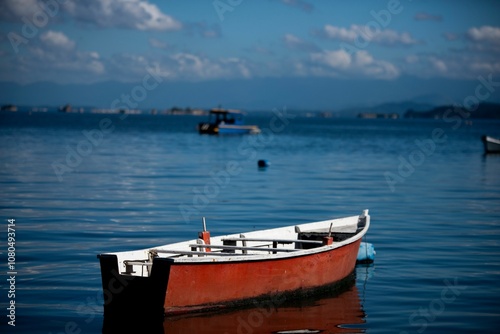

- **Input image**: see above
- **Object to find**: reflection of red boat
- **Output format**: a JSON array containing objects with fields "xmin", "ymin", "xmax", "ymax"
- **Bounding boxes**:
[
  {"xmin": 103, "ymin": 275, "xmax": 366, "ymax": 334},
  {"xmin": 98, "ymin": 210, "xmax": 370, "ymax": 317},
  {"xmin": 164, "ymin": 280, "xmax": 365, "ymax": 334}
]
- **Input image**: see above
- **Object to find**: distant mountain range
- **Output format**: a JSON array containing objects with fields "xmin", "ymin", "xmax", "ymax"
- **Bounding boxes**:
[
  {"xmin": 2, "ymin": 76, "xmax": 500, "ymax": 111},
  {"xmin": 3, "ymin": 100, "xmax": 500, "ymax": 120},
  {"xmin": 334, "ymin": 100, "xmax": 500, "ymax": 119},
  {"xmin": 404, "ymin": 102, "xmax": 500, "ymax": 119},
  {"xmin": 337, "ymin": 101, "xmax": 435, "ymax": 118}
]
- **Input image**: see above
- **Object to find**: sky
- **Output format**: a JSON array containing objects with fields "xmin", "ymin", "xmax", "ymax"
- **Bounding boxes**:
[{"xmin": 0, "ymin": 0, "xmax": 499, "ymax": 109}]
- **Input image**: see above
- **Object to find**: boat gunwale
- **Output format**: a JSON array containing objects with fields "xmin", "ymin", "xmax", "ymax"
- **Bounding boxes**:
[
  {"xmin": 161, "ymin": 215, "xmax": 369, "ymax": 263},
  {"xmin": 157, "ymin": 239, "xmax": 366, "ymax": 268}
]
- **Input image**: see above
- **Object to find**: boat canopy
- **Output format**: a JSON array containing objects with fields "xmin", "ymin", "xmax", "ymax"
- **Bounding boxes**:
[{"xmin": 209, "ymin": 108, "xmax": 245, "ymax": 115}]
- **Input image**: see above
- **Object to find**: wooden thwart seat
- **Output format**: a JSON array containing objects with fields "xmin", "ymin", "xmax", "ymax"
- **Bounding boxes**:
[
  {"xmin": 150, "ymin": 249, "xmax": 252, "ymax": 256},
  {"xmin": 221, "ymin": 237, "xmax": 323, "ymax": 252},
  {"xmin": 123, "ymin": 260, "xmax": 153, "ymax": 266},
  {"xmin": 188, "ymin": 244, "xmax": 299, "ymax": 253},
  {"xmin": 123, "ymin": 259, "xmax": 153, "ymax": 275},
  {"xmin": 146, "ymin": 237, "xmax": 323, "ymax": 258},
  {"xmin": 221, "ymin": 237, "xmax": 323, "ymax": 245},
  {"xmin": 295, "ymin": 223, "xmax": 357, "ymax": 234}
]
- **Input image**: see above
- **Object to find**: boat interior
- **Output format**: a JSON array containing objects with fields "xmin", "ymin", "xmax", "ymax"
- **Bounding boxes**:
[{"xmin": 105, "ymin": 210, "xmax": 369, "ymax": 278}]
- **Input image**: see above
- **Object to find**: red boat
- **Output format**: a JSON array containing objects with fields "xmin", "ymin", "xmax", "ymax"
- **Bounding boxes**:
[{"xmin": 98, "ymin": 210, "xmax": 370, "ymax": 317}]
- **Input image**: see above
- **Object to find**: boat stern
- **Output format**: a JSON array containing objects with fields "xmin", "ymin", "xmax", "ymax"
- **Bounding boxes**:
[{"xmin": 97, "ymin": 253, "xmax": 171, "ymax": 318}]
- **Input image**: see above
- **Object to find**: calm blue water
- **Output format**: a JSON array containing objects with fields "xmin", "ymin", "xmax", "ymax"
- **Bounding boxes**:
[{"xmin": 1, "ymin": 111, "xmax": 500, "ymax": 333}]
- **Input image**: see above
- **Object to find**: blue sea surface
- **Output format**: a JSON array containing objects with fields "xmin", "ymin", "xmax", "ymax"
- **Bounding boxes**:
[{"xmin": 0, "ymin": 112, "xmax": 500, "ymax": 333}]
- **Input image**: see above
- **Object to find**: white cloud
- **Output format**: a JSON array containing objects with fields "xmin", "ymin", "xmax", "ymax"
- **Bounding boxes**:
[
  {"xmin": 5, "ymin": 31, "xmax": 106, "ymax": 83},
  {"xmin": 323, "ymin": 25, "xmax": 358, "ymax": 41},
  {"xmin": 168, "ymin": 53, "xmax": 252, "ymax": 80},
  {"xmin": 469, "ymin": 61, "xmax": 500, "ymax": 73},
  {"xmin": 320, "ymin": 24, "xmax": 418, "ymax": 46},
  {"xmin": 0, "ymin": 0, "xmax": 40, "ymax": 20},
  {"xmin": 63, "ymin": 0, "xmax": 181, "ymax": 31},
  {"xmin": 105, "ymin": 49, "xmax": 399, "ymax": 82},
  {"xmin": 310, "ymin": 49, "xmax": 351, "ymax": 69},
  {"xmin": 404, "ymin": 26, "xmax": 500, "ymax": 79},
  {"xmin": 283, "ymin": 34, "xmax": 320, "ymax": 52},
  {"xmin": 4, "ymin": 35, "xmax": 255, "ymax": 83},
  {"xmin": 107, "ymin": 52, "xmax": 254, "ymax": 82},
  {"xmin": 284, "ymin": 34, "xmax": 302, "ymax": 45},
  {"xmin": 87, "ymin": 59, "xmax": 106, "ymax": 74},
  {"xmin": 354, "ymin": 50, "xmax": 374, "ymax": 66},
  {"xmin": 425, "ymin": 25, "xmax": 500, "ymax": 78},
  {"xmin": 405, "ymin": 55, "xmax": 419, "ymax": 64},
  {"xmin": 429, "ymin": 57, "xmax": 447, "ymax": 73},
  {"xmin": 467, "ymin": 26, "xmax": 500, "ymax": 43},
  {"xmin": 401, "ymin": 52, "xmax": 500, "ymax": 79},
  {"xmin": 106, "ymin": 53, "xmax": 153, "ymax": 81},
  {"xmin": 40, "ymin": 31, "xmax": 75, "ymax": 51},
  {"xmin": 0, "ymin": 0, "xmax": 181, "ymax": 31},
  {"xmin": 149, "ymin": 38, "xmax": 169, "ymax": 50},
  {"xmin": 309, "ymin": 49, "xmax": 399, "ymax": 79}
]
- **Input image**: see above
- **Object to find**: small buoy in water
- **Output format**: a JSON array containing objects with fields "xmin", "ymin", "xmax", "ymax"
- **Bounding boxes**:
[
  {"xmin": 257, "ymin": 159, "xmax": 269, "ymax": 168},
  {"xmin": 356, "ymin": 242, "xmax": 375, "ymax": 264}
]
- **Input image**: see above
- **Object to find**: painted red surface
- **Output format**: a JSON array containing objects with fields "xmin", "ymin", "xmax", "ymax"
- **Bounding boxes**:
[
  {"xmin": 163, "ymin": 282, "xmax": 364, "ymax": 334},
  {"xmin": 163, "ymin": 239, "xmax": 361, "ymax": 314}
]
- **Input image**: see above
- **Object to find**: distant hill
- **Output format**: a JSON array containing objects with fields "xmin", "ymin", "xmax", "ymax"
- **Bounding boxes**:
[
  {"xmin": 404, "ymin": 102, "xmax": 500, "ymax": 119},
  {"xmin": 408, "ymin": 94, "xmax": 457, "ymax": 106},
  {"xmin": 338, "ymin": 101, "xmax": 435, "ymax": 118}
]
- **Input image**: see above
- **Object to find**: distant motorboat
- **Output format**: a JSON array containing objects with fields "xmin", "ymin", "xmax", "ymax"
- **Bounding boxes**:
[
  {"xmin": 198, "ymin": 108, "xmax": 260, "ymax": 135},
  {"xmin": 482, "ymin": 135, "xmax": 500, "ymax": 154}
]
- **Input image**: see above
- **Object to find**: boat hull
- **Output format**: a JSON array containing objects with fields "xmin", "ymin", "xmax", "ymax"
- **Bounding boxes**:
[
  {"xmin": 198, "ymin": 122, "xmax": 260, "ymax": 135},
  {"xmin": 163, "ymin": 239, "xmax": 361, "ymax": 314},
  {"xmin": 99, "ymin": 239, "xmax": 362, "ymax": 315}
]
